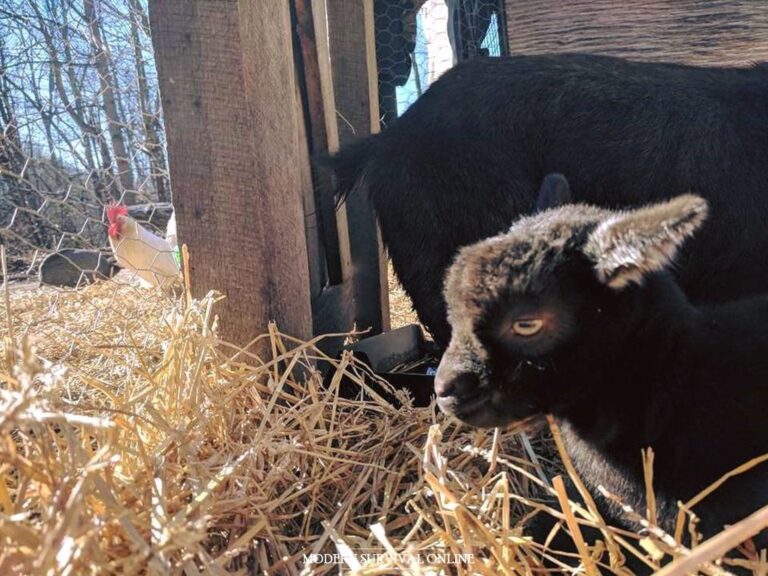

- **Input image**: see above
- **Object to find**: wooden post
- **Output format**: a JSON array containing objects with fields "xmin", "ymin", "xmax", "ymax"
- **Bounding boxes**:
[
  {"xmin": 326, "ymin": 0, "xmax": 391, "ymax": 335},
  {"xmin": 148, "ymin": 1, "xmax": 312, "ymax": 348}
]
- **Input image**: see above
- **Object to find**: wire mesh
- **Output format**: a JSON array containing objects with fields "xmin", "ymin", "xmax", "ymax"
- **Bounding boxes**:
[
  {"xmin": 374, "ymin": 0, "xmax": 507, "ymax": 127},
  {"xmin": 0, "ymin": 0, "xmax": 171, "ymax": 288}
]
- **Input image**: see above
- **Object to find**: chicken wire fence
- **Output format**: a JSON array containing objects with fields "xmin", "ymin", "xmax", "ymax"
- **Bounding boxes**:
[
  {"xmin": 375, "ymin": 0, "xmax": 507, "ymax": 127},
  {"xmin": 1, "ymin": 0, "xmax": 171, "ymax": 289}
]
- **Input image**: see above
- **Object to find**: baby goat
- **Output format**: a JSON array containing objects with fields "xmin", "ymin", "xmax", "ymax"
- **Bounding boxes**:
[{"xmin": 436, "ymin": 176, "xmax": 768, "ymax": 553}]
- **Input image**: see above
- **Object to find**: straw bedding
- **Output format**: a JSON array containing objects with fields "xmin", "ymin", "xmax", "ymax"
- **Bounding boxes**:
[{"xmin": 1, "ymin": 274, "xmax": 766, "ymax": 575}]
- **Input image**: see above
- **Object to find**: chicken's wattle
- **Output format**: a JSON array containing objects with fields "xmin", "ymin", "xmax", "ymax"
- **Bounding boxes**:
[
  {"xmin": 107, "ymin": 202, "xmax": 128, "ymax": 239},
  {"xmin": 106, "ymin": 202, "xmax": 181, "ymax": 291}
]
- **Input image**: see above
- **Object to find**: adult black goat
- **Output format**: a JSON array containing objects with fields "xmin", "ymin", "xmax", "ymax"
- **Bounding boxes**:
[{"xmin": 328, "ymin": 53, "xmax": 768, "ymax": 347}]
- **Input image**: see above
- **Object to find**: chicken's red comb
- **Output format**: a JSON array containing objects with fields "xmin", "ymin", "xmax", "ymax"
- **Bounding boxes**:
[{"xmin": 107, "ymin": 202, "xmax": 128, "ymax": 239}]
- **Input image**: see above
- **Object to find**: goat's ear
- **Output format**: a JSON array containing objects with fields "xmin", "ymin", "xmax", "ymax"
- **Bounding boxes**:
[
  {"xmin": 585, "ymin": 194, "xmax": 708, "ymax": 289},
  {"xmin": 535, "ymin": 173, "xmax": 572, "ymax": 212}
]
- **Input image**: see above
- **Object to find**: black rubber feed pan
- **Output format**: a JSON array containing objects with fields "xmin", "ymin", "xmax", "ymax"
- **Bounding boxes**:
[{"xmin": 322, "ymin": 324, "xmax": 438, "ymax": 408}]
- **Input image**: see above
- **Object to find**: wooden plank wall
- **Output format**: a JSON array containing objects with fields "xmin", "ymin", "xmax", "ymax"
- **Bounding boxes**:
[
  {"xmin": 295, "ymin": 0, "xmax": 357, "ymax": 342},
  {"xmin": 505, "ymin": 0, "xmax": 768, "ymax": 66},
  {"xmin": 293, "ymin": 0, "xmax": 344, "ymax": 290},
  {"xmin": 148, "ymin": 1, "xmax": 313, "ymax": 349}
]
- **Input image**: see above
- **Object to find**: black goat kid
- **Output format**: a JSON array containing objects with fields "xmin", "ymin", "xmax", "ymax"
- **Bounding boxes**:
[{"xmin": 435, "ymin": 179, "xmax": 768, "ymax": 564}]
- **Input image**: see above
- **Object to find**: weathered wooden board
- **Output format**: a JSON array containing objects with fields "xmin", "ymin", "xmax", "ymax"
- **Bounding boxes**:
[
  {"xmin": 149, "ymin": 0, "xmax": 312, "ymax": 348},
  {"xmin": 327, "ymin": 0, "xmax": 391, "ymax": 335},
  {"xmin": 506, "ymin": 0, "xmax": 768, "ymax": 66},
  {"xmin": 295, "ymin": 0, "xmax": 349, "ymax": 288}
]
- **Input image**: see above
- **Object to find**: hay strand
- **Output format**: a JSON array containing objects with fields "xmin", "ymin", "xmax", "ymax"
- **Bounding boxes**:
[{"xmin": 0, "ymin": 279, "xmax": 765, "ymax": 574}]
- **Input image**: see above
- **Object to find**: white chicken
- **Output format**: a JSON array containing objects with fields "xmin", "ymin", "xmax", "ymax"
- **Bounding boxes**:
[{"xmin": 107, "ymin": 203, "xmax": 181, "ymax": 292}]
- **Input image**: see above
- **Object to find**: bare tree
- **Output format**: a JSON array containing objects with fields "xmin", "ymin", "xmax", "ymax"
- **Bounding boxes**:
[
  {"xmin": 83, "ymin": 0, "xmax": 135, "ymax": 197},
  {"xmin": 128, "ymin": 0, "xmax": 168, "ymax": 201},
  {"xmin": 0, "ymin": 0, "xmax": 171, "ymax": 274}
]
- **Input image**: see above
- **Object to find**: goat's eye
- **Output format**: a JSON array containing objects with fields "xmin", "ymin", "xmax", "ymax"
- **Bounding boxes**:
[{"xmin": 512, "ymin": 319, "xmax": 544, "ymax": 337}]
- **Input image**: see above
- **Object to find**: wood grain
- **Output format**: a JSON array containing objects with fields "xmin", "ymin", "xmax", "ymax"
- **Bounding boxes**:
[
  {"xmin": 327, "ymin": 0, "xmax": 391, "ymax": 335},
  {"xmin": 149, "ymin": 0, "xmax": 312, "ymax": 349},
  {"xmin": 506, "ymin": 0, "xmax": 768, "ymax": 66}
]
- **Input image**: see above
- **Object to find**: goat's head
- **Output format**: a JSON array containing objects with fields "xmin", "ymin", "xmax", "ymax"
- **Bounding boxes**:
[{"xmin": 435, "ymin": 175, "xmax": 708, "ymax": 428}]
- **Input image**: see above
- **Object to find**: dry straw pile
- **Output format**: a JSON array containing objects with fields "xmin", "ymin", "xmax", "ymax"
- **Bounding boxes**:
[{"xmin": 1, "ymin": 271, "xmax": 766, "ymax": 575}]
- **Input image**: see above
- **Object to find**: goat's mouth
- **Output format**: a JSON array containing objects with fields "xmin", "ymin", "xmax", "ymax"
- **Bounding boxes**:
[{"xmin": 437, "ymin": 390, "xmax": 540, "ymax": 428}]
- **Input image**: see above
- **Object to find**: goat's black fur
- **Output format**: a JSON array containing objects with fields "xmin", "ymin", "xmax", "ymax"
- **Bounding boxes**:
[{"xmin": 326, "ymin": 53, "xmax": 768, "ymax": 347}]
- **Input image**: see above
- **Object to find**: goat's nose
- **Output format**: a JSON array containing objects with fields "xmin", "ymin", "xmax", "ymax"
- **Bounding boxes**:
[{"xmin": 434, "ymin": 371, "xmax": 480, "ymax": 399}]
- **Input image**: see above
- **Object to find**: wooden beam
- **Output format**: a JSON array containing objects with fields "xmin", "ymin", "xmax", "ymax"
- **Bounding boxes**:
[
  {"xmin": 326, "ymin": 0, "xmax": 391, "ymax": 335},
  {"xmin": 292, "ymin": 0, "xmax": 356, "ymax": 352},
  {"xmin": 294, "ymin": 0, "xmax": 349, "ymax": 287},
  {"xmin": 290, "ymin": 0, "xmax": 325, "ymax": 299},
  {"xmin": 504, "ymin": 0, "xmax": 768, "ymax": 66},
  {"xmin": 148, "ymin": 0, "xmax": 312, "ymax": 348}
]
